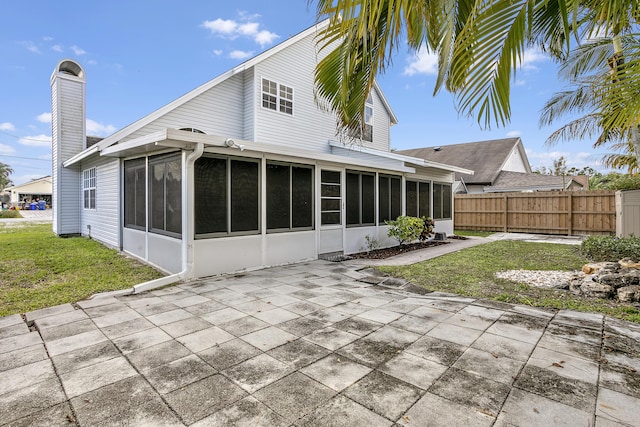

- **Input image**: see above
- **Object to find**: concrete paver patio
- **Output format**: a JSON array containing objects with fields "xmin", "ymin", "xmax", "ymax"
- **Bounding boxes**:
[{"xmin": 1, "ymin": 260, "xmax": 639, "ymax": 426}]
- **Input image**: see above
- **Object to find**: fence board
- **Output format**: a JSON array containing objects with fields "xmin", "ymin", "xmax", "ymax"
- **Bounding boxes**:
[{"xmin": 454, "ymin": 191, "xmax": 616, "ymax": 235}]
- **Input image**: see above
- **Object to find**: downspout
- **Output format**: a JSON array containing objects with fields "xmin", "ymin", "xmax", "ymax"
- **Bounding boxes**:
[{"xmin": 132, "ymin": 142, "xmax": 204, "ymax": 294}]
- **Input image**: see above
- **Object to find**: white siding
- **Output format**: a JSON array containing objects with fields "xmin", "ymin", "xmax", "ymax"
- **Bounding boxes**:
[
  {"xmin": 80, "ymin": 156, "xmax": 120, "ymax": 248},
  {"xmin": 369, "ymin": 89, "xmax": 391, "ymax": 151},
  {"xmin": 502, "ymin": 146, "xmax": 528, "ymax": 172},
  {"xmin": 52, "ymin": 76, "xmax": 85, "ymax": 235},
  {"xmin": 124, "ymin": 73, "xmax": 246, "ymax": 142},
  {"xmin": 243, "ymin": 68, "xmax": 255, "ymax": 140}
]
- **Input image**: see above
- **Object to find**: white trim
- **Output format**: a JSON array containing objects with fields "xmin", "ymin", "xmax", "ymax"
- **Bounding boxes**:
[{"xmin": 328, "ymin": 140, "xmax": 474, "ymax": 175}]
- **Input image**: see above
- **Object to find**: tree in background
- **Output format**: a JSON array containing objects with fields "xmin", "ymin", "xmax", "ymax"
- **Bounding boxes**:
[
  {"xmin": 314, "ymin": 0, "xmax": 640, "ymax": 165},
  {"xmin": 0, "ymin": 161, "xmax": 13, "ymax": 189},
  {"xmin": 590, "ymin": 172, "xmax": 640, "ymax": 190}
]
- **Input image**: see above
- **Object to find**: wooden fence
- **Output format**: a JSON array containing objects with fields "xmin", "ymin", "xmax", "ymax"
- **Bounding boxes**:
[{"xmin": 454, "ymin": 191, "xmax": 616, "ymax": 235}]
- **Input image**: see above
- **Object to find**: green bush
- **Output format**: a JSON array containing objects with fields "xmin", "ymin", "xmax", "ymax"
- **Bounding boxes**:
[
  {"xmin": 386, "ymin": 216, "xmax": 424, "ymax": 245},
  {"xmin": 580, "ymin": 235, "xmax": 640, "ymax": 261},
  {"xmin": 0, "ymin": 210, "xmax": 22, "ymax": 218}
]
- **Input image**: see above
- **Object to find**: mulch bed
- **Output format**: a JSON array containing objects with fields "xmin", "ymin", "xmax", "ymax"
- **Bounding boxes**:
[{"xmin": 349, "ymin": 239, "xmax": 453, "ymax": 259}]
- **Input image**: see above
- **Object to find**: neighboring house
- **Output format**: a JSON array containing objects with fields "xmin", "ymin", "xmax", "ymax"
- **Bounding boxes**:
[
  {"xmin": 399, "ymin": 137, "xmax": 587, "ymax": 193},
  {"xmin": 51, "ymin": 21, "xmax": 470, "ymax": 279},
  {"xmin": 3, "ymin": 176, "xmax": 52, "ymax": 207}
]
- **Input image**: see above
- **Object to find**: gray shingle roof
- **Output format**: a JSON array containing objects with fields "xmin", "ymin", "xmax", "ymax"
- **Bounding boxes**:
[
  {"xmin": 397, "ymin": 138, "xmax": 525, "ymax": 185},
  {"xmin": 489, "ymin": 171, "xmax": 584, "ymax": 191}
]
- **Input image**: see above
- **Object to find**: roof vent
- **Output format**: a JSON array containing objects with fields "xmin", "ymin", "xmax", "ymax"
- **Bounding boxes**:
[{"xmin": 433, "ymin": 146, "xmax": 441, "ymax": 151}]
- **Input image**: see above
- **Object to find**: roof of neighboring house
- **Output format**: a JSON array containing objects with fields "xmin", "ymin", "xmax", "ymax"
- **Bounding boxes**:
[
  {"xmin": 398, "ymin": 137, "xmax": 530, "ymax": 185},
  {"xmin": 485, "ymin": 171, "xmax": 586, "ymax": 192},
  {"xmin": 4, "ymin": 175, "xmax": 52, "ymax": 192}
]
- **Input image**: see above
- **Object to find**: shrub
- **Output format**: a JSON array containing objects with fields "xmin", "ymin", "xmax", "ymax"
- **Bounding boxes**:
[
  {"xmin": 0, "ymin": 210, "xmax": 22, "ymax": 218},
  {"xmin": 580, "ymin": 235, "xmax": 640, "ymax": 261},
  {"xmin": 419, "ymin": 217, "xmax": 435, "ymax": 241},
  {"xmin": 386, "ymin": 216, "xmax": 424, "ymax": 246},
  {"xmin": 361, "ymin": 235, "xmax": 381, "ymax": 253}
]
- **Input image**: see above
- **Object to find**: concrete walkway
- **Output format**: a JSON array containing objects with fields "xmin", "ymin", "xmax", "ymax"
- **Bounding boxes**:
[{"xmin": 1, "ymin": 260, "xmax": 638, "ymax": 426}]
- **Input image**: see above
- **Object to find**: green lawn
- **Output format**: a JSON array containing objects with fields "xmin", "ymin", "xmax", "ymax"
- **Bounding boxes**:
[
  {"xmin": 453, "ymin": 229, "xmax": 495, "ymax": 237},
  {"xmin": 0, "ymin": 223, "xmax": 163, "ymax": 317},
  {"xmin": 380, "ymin": 240, "xmax": 640, "ymax": 323}
]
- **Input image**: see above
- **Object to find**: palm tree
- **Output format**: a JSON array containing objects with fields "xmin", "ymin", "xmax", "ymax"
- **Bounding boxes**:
[
  {"xmin": 313, "ymin": 0, "xmax": 640, "ymax": 162},
  {"xmin": 0, "ymin": 161, "xmax": 13, "ymax": 189}
]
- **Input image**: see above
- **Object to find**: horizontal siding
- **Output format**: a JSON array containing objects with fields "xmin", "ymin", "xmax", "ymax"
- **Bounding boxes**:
[
  {"xmin": 59, "ymin": 79, "xmax": 84, "ymax": 160},
  {"xmin": 253, "ymin": 31, "xmax": 337, "ymax": 154},
  {"xmin": 124, "ymin": 74, "xmax": 245, "ymax": 142},
  {"xmin": 243, "ymin": 68, "xmax": 255, "ymax": 140},
  {"xmin": 369, "ymin": 89, "xmax": 390, "ymax": 151},
  {"xmin": 411, "ymin": 166, "xmax": 454, "ymax": 183},
  {"xmin": 80, "ymin": 157, "xmax": 120, "ymax": 247}
]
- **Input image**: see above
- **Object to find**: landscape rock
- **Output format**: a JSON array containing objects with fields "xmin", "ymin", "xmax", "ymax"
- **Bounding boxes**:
[
  {"xmin": 619, "ymin": 258, "xmax": 640, "ymax": 269},
  {"xmin": 618, "ymin": 285, "xmax": 640, "ymax": 303},
  {"xmin": 622, "ymin": 270, "xmax": 640, "ymax": 287},
  {"xmin": 580, "ymin": 281, "xmax": 615, "ymax": 299}
]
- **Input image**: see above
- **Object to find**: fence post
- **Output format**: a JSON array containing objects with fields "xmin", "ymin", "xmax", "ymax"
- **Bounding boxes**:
[
  {"xmin": 503, "ymin": 193, "xmax": 508, "ymax": 232},
  {"xmin": 567, "ymin": 192, "xmax": 573, "ymax": 236}
]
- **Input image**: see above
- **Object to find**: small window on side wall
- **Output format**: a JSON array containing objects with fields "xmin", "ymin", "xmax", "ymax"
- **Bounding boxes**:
[
  {"xmin": 82, "ymin": 167, "xmax": 96, "ymax": 210},
  {"xmin": 262, "ymin": 78, "xmax": 293, "ymax": 115}
]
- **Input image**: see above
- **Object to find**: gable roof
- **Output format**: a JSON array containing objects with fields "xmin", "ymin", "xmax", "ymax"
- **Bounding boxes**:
[
  {"xmin": 486, "ymin": 171, "xmax": 585, "ymax": 192},
  {"xmin": 397, "ymin": 137, "xmax": 530, "ymax": 185},
  {"xmin": 80, "ymin": 19, "xmax": 396, "ymax": 160}
]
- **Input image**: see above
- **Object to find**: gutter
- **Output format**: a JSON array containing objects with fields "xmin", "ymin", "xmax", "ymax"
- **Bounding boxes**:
[{"xmin": 89, "ymin": 142, "xmax": 205, "ymax": 298}]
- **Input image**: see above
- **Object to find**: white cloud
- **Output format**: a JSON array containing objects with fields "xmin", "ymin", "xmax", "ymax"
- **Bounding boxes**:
[
  {"xmin": 229, "ymin": 50, "xmax": 253, "ymax": 60},
  {"xmin": 86, "ymin": 119, "xmax": 116, "ymax": 136},
  {"xmin": 51, "ymin": 44, "xmax": 63, "ymax": 52},
  {"xmin": 403, "ymin": 46, "xmax": 438, "ymax": 76},
  {"xmin": 506, "ymin": 130, "xmax": 521, "ymax": 137},
  {"xmin": 43, "ymin": 36, "xmax": 54, "ymax": 41},
  {"xmin": 202, "ymin": 18, "xmax": 238, "ymax": 36},
  {"xmin": 0, "ymin": 122, "xmax": 15, "ymax": 131},
  {"xmin": 87, "ymin": 59, "xmax": 97, "ymax": 65},
  {"xmin": 213, "ymin": 49, "xmax": 223, "ymax": 56},
  {"xmin": 520, "ymin": 48, "xmax": 548, "ymax": 70},
  {"xmin": 19, "ymin": 134, "xmax": 51, "ymax": 147},
  {"xmin": 514, "ymin": 79, "xmax": 526, "ymax": 86},
  {"xmin": 0, "ymin": 143, "xmax": 15, "ymax": 155},
  {"xmin": 36, "ymin": 112, "xmax": 51, "ymax": 123},
  {"xmin": 70, "ymin": 45, "xmax": 86, "ymax": 55},
  {"xmin": 21, "ymin": 41, "xmax": 40, "ymax": 54},
  {"xmin": 254, "ymin": 30, "xmax": 279, "ymax": 47},
  {"xmin": 201, "ymin": 16, "xmax": 279, "ymax": 47}
]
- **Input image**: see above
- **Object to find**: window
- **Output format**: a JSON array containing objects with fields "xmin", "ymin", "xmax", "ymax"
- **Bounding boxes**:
[
  {"xmin": 321, "ymin": 170, "xmax": 341, "ymax": 225},
  {"xmin": 124, "ymin": 159, "xmax": 146, "ymax": 229},
  {"xmin": 346, "ymin": 171, "xmax": 375, "ymax": 226},
  {"xmin": 266, "ymin": 162, "xmax": 313, "ymax": 231},
  {"xmin": 363, "ymin": 94, "xmax": 373, "ymax": 142},
  {"xmin": 379, "ymin": 175, "xmax": 401, "ymax": 224},
  {"xmin": 406, "ymin": 180, "xmax": 431, "ymax": 218},
  {"xmin": 149, "ymin": 154, "xmax": 182, "ymax": 237},
  {"xmin": 433, "ymin": 182, "xmax": 452, "ymax": 220},
  {"xmin": 83, "ymin": 168, "xmax": 96, "ymax": 210},
  {"xmin": 262, "ymin": 78, "xmax": 293, "ymax": 115},
  {"xmin": 194, "ymin": 156, "xmax": 260, "ymax": 236}
]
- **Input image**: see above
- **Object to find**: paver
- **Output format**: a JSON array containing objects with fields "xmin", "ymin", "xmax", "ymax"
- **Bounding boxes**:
[{"xmin": 1, "ymin": 258, "xmax": 639, "ymax": 426}]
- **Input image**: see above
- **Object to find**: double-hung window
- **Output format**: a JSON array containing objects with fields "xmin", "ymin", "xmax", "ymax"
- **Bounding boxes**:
[
  {"xmin": 124, "ymin": 159, "xmax": 146, "ymax": 229},
  {"xmin": 406, "ymin": 180, "xmax": 431, "ymax": 218},
  {"xmin": 378, "ymin": 175, "xmax": 401, "ymax": 223},
  {"xmin": 149, "ymin": 154, "xmax": 182, "ymax": 237},
  {"xmin": 433, "ymin": 182, "xmax": 452, "ymax": 220},
  {"xmin": 346, "ymin": 170, "xmax": 375, "ymax": 227},
  {"xmin": 262, "ymin": 78, "xmax": 293, "ymax": 115},
  {"xmin": 82, "ymin": 168, "xmax": 96, "ymax": 210},
  {"xmin": 266, "ymin": 162, "xmax": 313, "ymax": 231}
]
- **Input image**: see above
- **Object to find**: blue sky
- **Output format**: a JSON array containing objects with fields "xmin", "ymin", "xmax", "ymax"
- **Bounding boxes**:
[{"xmin": 1, "ymin": 1, "xmax": 610, "ymax": 186}]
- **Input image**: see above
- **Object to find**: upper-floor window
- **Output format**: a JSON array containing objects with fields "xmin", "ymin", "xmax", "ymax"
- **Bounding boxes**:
[
  {"xmin": 262, "ymin": 78, "xmax": 293, "ymax": 115},
  {"xmin": 83, "ymin": 167, "xmax": 96, "ymax": 210},
  {"xmin": 348, "ymin": 94, "xmax": 373, "ymax": 142}
]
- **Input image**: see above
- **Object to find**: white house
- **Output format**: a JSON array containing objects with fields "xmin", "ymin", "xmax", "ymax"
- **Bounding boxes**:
[
  {"xmin": 3, "ymin": 176, "xmax": 52, "ymax": 207},
  {"xmin": 51, "ymin": 21, "xmax": 470, "ymax": 280}
]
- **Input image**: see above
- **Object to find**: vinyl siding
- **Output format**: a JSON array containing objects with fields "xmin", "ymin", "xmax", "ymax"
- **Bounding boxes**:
[
  {"xmin": 368, "ymin": 89, "xmax": 391, "ymax": 151},
  {"xmin": 502, "ymin": 146, "xmax": 528, "ymax": 172},
  {"xmin": 124, "ymin": 73, "xmax": 246, "ymax": 142},
  {"xmin": 80, "ymin": 156, "xmax": 120, "ymax": 248},
  {"xmin": 53, "ymin": 77, "xmax": 84, "ymax": 234},
  {"xmin": 243, "ymin": 68, "xmax": 255, "ymax": 140}
]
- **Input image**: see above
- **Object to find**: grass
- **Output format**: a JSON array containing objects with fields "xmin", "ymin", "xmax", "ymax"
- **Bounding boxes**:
[
  {"xmin": 0, "ymin": 223, "xmax": 164, "ymax": 317},
  {"xmin": 379, "ymin": 240, "xmax": 640, "ymax": 323},
  {"xmin": 454, "ymin": 229, "xmax": 494, "ymax": 237},
  {"xmin": 0, "ymin": 210, "xmax": 23, "ymax": 219}
]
